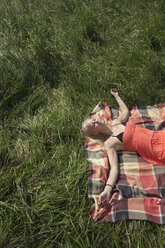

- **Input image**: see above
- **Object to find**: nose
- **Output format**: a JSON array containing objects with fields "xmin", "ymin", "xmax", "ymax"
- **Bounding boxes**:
[
  {"xmin": 93, "ymin": 119, "xmax": 99, "ymax": 123},
  {"xmin": 96, "ymin": 118, "xmax": 103, "ymax": 123},
  {"xmin": 93, "ymin": 118, "xmax": 104, "ymax": 126}
]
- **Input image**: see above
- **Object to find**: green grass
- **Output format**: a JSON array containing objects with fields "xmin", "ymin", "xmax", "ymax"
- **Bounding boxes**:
[{"xmin": 0, "ymin": 0, "xmax": 165, "ymax": 247}]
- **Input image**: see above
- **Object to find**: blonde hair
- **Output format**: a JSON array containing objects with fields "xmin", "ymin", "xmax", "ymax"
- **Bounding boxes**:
[
  {"xmin": 81, "ymin": 118, "xmax": 93, "ymax": 137},
  {"xmin": 81, "ymin": 114, "xmax": 112, "ymax": 146}
]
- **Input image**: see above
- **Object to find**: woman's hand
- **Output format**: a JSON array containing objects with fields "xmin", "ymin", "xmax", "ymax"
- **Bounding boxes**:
[
  {"xmin": 98, "ymin": 187, "xmax": 112, "ymax": 208},
  {"xmin": 110, "ymin": 88, "xmax": 119, "ymax": 98}
]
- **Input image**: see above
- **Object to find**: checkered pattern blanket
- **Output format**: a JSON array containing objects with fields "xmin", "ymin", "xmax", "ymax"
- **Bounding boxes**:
[{"xmin": 85, "ymin": 102, "xmax": 165, "ymax": 224}]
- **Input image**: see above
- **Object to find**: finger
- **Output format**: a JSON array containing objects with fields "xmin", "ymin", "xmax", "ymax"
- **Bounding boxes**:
[
  {"xmin": 94, "ymin": 197, "xmax": 99, "ymax": 210},
  {"xmin": 98, "ymin": 195, "xmax": 104, "ymax": 205},
  {"xmin": 112, "ymin": 89, "xmax": 118, "ymax": 95},
  {"xmin": 98, "ymin": 200, "xmax": 108, "ymax": 208},
  {"xmin": 98, "ymin": 201, "xmax": 105, "ymax": 208},
  {"xmin": 99, "ymin": 194, "xmax": 106, "ymax": 203},
  {"xmin": 98, "ymin": 196, "xmax": 102, "ymax": 205}
]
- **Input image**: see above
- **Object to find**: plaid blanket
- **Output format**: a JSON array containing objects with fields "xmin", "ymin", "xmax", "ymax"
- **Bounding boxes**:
[{"xmin": 85, "ymin": 102, "xmax": 165, "ymax": 224}]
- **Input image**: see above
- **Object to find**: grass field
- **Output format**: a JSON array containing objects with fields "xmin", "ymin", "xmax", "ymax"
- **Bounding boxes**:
[{"xmin": 0, "ymin": 0, "xmax": 165, "ymax": 247}]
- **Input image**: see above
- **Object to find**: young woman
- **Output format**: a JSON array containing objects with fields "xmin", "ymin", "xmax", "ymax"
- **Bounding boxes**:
[{"xmin": 82, "ymin": 89, "xmax": 165, "ymax": 208}]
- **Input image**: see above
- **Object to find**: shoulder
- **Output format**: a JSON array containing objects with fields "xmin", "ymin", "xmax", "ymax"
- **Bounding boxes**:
[
  {"xmin": 111, "ymin": 118, "xmax": 127, "ymax": 126},
  {"xmin": 111, "ymin": 118, "xmax": 121, "ymax": 126},
  {"xmin": 104, "ymin": 136, "xmax": 118, "ymax": 149},
  {"xmin": 104, "ymin": 136, "xmax": 124, "ymax": 151}
]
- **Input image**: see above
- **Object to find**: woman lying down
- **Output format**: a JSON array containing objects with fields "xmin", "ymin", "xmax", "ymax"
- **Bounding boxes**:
[{"xmin": 82, "ymin": 89, "xmax": 165, "ymax": 208}]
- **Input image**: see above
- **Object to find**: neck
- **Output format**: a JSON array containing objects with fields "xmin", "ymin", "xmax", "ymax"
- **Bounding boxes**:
[{"xmin": 100, "ymin": 125, "xmax": 112, "ymax": 135}]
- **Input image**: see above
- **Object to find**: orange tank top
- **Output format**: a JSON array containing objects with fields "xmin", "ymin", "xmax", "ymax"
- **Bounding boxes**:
[{"xmin": 123, "ymin": 122, "xmax": 165, "ymax": 166}]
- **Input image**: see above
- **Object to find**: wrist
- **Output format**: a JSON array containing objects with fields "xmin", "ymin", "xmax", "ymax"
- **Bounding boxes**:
[
  {"xmin": 114, "ymin": 95, "xmax": 120, "ymax": 99},
  {"xmin": 105, "ymin": 184, "xmax": 113, "ymax": 191}
]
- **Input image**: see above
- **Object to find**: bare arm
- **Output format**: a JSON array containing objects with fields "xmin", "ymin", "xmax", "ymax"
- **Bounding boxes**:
[
  {"xmin": 98, "ymin": 147, "xmax": 119, "ymax": 207},
  {"xmin": 111, "ymin": 89, "xmax": 129, "ymax": 122},
  {"xmin": 106, "ymin": 148, "xmax": 119, "ymax": 187}
]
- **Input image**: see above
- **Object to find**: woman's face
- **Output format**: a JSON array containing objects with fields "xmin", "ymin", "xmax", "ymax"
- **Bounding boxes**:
[{"xmin": 86, "ymin": 116, "xmax": 105, "ymax": 135}]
